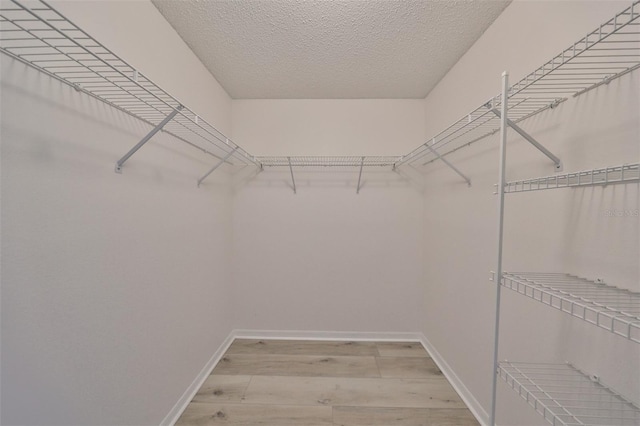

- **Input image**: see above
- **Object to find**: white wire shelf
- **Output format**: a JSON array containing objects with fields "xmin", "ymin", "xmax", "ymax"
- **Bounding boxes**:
[
  {"xmin": 502, "ymin": 272, "xmax": 640, "ymax": 343},
  {"xmin": 2, "ymin": 0, "xmax": 638, "ymax": 182},
  {"xmin": 397, "ymin": 1, "xmax": 640, "ymax": 169},
  {"xmin": 498, "ymin": 361, "xmax": 640, "ymax": 426},
  {"xmin": 0, "ymin": 0, "xmax": 257, "ymax": 169},
  {"xmin": 257, "ymin": 156, "xmax": 401, "ymax": 168},
  {"xmin": 504, "ymin": 163, "xmax": 640, "ymax": 193}
]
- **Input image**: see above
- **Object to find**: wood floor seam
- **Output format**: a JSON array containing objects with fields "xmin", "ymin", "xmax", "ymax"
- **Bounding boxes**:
[{"xmin": 176, "ymin": 339, "xmax": 480, "ymax": 425}]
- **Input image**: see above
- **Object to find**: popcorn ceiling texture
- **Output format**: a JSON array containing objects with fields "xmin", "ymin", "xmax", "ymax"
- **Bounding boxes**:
[{"xmin": 151, "ymin": 0, "xmax": 510, "ymax": 99}]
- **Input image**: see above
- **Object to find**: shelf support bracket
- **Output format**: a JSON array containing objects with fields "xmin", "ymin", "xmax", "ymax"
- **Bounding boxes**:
[
  {"xmin": 356, "ymin": 156, "xmax": 365, "ymax": 194},
  {"xmin": 288, "ymin": 157, "xmax": 297, "ymax": 194},
  {"xmin": 490, "ymin": 108, "xmax": 563, "ymax": 172},
  {"xmin": 115, "ymin": 105, "xmax": 183, "ymax": 173},
  {"xmin": 197, "ymin": 147, "xmax": 238, "ymax": 187},
  {"xmin": 425, "ymin": 143, "xmax": 471, "ymax": 186}
]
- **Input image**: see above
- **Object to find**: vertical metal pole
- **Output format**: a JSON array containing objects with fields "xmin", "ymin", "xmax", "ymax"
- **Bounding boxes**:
[
  {"xmin": 288, "ymin": 157, "xmax": 297, "ymax": 194},
  {"xmin": 490, "ymin": 71, "xmax": 509, "ymax": 426},
  {"xmin": 356, "ymin": 156, "xmax": 365, "ymax": 194}
]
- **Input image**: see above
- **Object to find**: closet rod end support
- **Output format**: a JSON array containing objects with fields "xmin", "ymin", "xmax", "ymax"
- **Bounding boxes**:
[{"xmin": 115, "ymin": 164, "xmax": 123, "ymax": 174}]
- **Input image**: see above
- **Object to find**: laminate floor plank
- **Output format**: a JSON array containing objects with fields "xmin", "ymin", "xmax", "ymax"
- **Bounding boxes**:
[
  {"xmin": 213, "ymin": 354, "xmax": 380, "ymax": 378},
  {"xmin": 191, "ymin": 375, "xmax": 252, "ymax": 403},
  {"xmin": 176, "ymin": 340, "xmax": 480, "ymax": 426},
  {"xmin": 226, "ymin": 339, "xmax": 379, "ymax": 356},
  {"xmin": 332, "ymin": 406, "xmax": 480, "ymax": 426},
  {"xmin": 242, "ymin": 376, "xmax": 466, "ymax": 408},
  {"xmin": 376, "ymin": 342, "xmax": 429, "ymax": 358},
  {"xmin": 376, "ymin": 356, "xmax": 442, "ymax": 378},
  {"xmin": 175, "ymin": 402, "xmax": 333, "ymax": 425}
]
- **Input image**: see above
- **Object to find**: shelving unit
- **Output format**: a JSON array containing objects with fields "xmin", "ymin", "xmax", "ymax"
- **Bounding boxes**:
[
  {"xmin": 254, "ymin": 156, "xmax": 400, "ymax": 194},
  {"xmin": 501, "ymin": 273, "xmax": 640, "ymax": 343},
  {"xmin": 3, "ymin": 0, "xmax": 639, "ymax": 190},
  {"xmin": 498, "ymin": 362, "xmax": 640, "ymax": 426},
  {"xmin": 488, "ymin": 3, "xmax": 640, "ymax": 424},
  {"xmin": 504, "ymin": 163, "xmax": 640, "ymax": 193}
]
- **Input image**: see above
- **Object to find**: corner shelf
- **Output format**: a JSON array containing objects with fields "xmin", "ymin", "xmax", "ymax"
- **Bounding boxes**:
[
  {"xmin": 498, "ymin": 361, "xmax": 640, "ymax": 426},
  {"xmin": 501, "ymin": 272, "xmax": 640, "ymax": 343},
  {"xmin": 504, "ymin": 163, "xmax": 640, "ymax": 193}
]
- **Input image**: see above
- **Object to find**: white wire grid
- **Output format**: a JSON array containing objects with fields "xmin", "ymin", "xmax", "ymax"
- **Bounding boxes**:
[
  {"xmin": 498, "ymin": 362, "xmax": 640, "ymax": 426},
  {"xmin": 1, "ymin": 0, "xmax": 638, "ymax": 171},
  {"xmin": 504, "ymin": 163, "xmax": 640, "ymax": 193},
  {"xmin": 502, "ymin": 273, "xmax": 640, "ymax": 343},
  {"xmin": 397, "ymin": 0, "xmax": 640, "ymax": 169},
  {"xmin": 257, "ymin": 156, "xmax": 401, "ymax": 168},
  {"xmin": 0, "ymin": 0, "xmax": 257, "ymax": 168}
]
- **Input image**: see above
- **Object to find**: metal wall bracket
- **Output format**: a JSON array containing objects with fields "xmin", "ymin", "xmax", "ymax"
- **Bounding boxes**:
[
  {"xmin": 425, "ymin": 143, "xmax": 472, "ymax": 186},
  {"xmin": 356, "ymin": 156, "xmax": 365, "ymax": 194},
  {"xmin": 490, "ymin": 108, "xmax": 563, "ymax": 172},
  {"xmin": 288, "ymin": 157, "xmax": 297, "ymax": 194},
  {"xmin": 115, "ymin": 105, "xmax": 183, "ymax": 173},
  {"xmin": 197, "ymin": 147, "xmax": 238, "ymax": 187}
]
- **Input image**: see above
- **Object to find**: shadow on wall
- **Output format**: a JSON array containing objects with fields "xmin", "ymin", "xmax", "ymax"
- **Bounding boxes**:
[{"xmin": 2, "ymin": 59, "xmax": 232, "ymax": 188}]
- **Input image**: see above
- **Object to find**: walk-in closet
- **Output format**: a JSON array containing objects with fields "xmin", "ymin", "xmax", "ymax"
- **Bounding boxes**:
[{"xmin": 1, "ymin": 1, "xmax": 638, "ymax": 425}]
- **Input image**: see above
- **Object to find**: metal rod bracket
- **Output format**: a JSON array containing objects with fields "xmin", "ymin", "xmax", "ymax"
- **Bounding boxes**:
[
  {"xmin": 288, "ymin": 157, "xmax": 297, "ymax": 194},
  {"xmin": 425, "ymin": 144, "xmax": 472, "ymax": 186},
  {"xmin": 115, "ymin": 105, "xmax": 183, "ymax": 173},
  {"xmin": 197, "ymin": 147, "xmax": 238, "ymax": 187},
  {"xmin": 356, "ymin": 156, "xmax": 365, "ymax": 194},
  {"xmin": 490, "ymin": 108, "xmax": 563, "ymax": 172}
]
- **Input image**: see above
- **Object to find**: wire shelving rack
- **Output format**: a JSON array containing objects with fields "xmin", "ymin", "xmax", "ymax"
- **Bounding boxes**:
[
  {"xmin": 0, "ymin": 0, "xmax": 258, "ymax": 174},
  {"xmin": 498, "ymin": 362, "xmax": 640, "ymax": 426},
  {"xmin": 257, "ymin": 156, "xmax": 400, "ymax": 168},
  {"xmin": 502, "ymin": 273, "xmax": 640, "ymax": 343},
  {"xmin": 504, "ymin": 163, "xmax": 640, "ymax": 193},
  {"xmin": 486, "ymin": 4, "xmax": 639, "ymax": 424},
  {"xmin": 2, "ymin": 0, "xmax": 638, "ymax": 179},
  {"xmin": 396, "ymin": 1, "xmax": 640, "ymax": 170}
]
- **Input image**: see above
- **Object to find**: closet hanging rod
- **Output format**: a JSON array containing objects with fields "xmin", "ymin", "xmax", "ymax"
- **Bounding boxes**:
[{"xmin": 0, "ymin": 0, "xmax": 259, "ymax": 174}]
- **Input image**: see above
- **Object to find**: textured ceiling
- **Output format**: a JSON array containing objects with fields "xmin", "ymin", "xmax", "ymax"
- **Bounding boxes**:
[{"xmin": 152, "ymin": 0, "xmax": 511, "ymax": 99}]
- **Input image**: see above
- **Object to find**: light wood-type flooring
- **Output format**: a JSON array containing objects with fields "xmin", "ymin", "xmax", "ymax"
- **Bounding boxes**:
[{"xmin": 176, "ymin": 339, "xmax": 479, "ymax": 425}]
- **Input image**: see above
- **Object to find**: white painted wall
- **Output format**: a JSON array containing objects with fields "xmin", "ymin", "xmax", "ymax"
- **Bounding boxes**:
[
  {"xmin": 418, "ymin": 1, "xmax": 639, "ymax": 425},
  {"xmin": 231, "ymin": 100, "xmax": 426, "ymax": 332},
  {"xmin": 1, "ymin": 1, "xmax": 236, "ymax": 425},
  {"xmin": 3, "ymin": 1, "xmax": 639, "ymax": 425}
]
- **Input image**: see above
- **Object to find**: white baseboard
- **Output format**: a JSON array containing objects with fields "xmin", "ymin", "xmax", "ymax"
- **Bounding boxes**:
[
  {"xmin": 417, "ymin": 334, "xmax": 489, "ymax": 426},
  {"xmin": 233, "ymin": 328, "xmax": 425, "ymax": 342},
  {"xmin": 159, "ymin": 331, "xmax": 236, "ymax": 426},
  {"xmin": 160, "ymin": 329, "xmax": 487, "ymax": 426}
]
